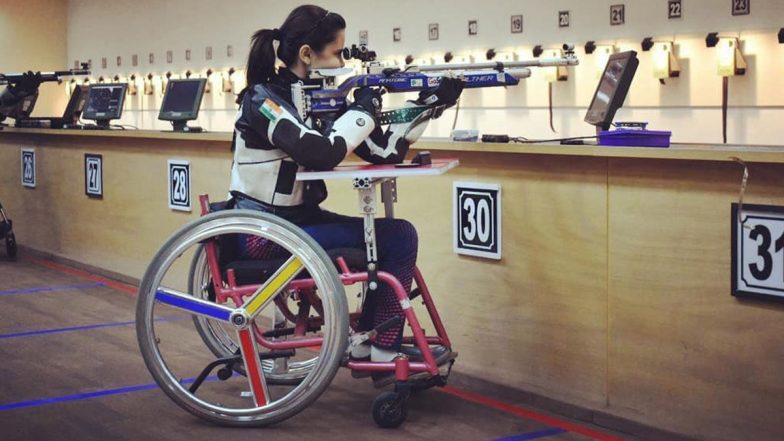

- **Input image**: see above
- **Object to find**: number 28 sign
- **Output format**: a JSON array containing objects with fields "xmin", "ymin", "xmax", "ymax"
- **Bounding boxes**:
[
  {"xmin": 453, "ymin": 182, "xmax": 502, "ymax": 260},
  {"xmin": 732, "ymin": 203, "xmax": 784, "ymax": 302},
  {"xmin": 168, "ymin": 159, "xmax": 191, "ymax": 212}
]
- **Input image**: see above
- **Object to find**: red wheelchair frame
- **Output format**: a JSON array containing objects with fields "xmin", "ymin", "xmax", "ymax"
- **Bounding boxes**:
[{"xmin": 197, "ymin": 194, "xmax": 453, "ymax": 386}]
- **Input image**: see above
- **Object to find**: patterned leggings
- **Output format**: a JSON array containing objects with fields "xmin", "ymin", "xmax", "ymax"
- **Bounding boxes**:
[{"xmin": 238, "ymin": 204, "xmax": 418, "ymax": 350}]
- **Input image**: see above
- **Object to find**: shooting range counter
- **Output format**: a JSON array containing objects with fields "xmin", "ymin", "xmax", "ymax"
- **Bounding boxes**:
[{"xmin": 2, "ymin": 127, "xmax": 784, "ymax": 439}]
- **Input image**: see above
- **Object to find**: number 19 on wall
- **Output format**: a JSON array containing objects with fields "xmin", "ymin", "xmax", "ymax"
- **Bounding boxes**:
[{"xmin": 732, "ymin": 204, "xmax": 784, "ymax": 302}]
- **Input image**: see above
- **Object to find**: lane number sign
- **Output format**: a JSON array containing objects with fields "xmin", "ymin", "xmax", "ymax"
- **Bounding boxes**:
[
  {"xmin": 168, "ymin": 159, "xmax": 191, "ymax": 211},
  {"xmin": 732, "ymin": 203, "xmax": 784, "ymax": 302},
  {"xmin": 454, "ymin": 182, "xmax": 502, "ymax": 260}
]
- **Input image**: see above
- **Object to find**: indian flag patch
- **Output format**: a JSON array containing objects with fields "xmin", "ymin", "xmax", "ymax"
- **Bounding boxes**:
[{"xmin": 259, "ymin": 99, "xmax": 283, "ymax": 122}]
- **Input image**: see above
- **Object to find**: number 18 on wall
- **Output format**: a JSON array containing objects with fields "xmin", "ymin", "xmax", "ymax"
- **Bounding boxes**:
[{"xmin": 732, "ymin": 204, "xmax": 784, "ymax": 302}]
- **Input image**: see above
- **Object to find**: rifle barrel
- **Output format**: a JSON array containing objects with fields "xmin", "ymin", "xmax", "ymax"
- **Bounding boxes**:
[
  {"xmin": 0, "ymin": 68, "xmax": 91, "ymax": 84},
  {"xmin": 409, "ymin": 56, "xmax": 579, "ymax": 73}
]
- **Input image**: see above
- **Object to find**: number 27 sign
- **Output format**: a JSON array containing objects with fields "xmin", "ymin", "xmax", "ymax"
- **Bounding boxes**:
[{"xmin": 732, "ymin": 203, "xmax": 784, "ymax": 302}]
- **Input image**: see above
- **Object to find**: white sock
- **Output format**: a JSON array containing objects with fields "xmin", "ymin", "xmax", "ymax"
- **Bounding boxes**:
[{"xmin": 371, "ymin": 345, "xmax": 398, "ymax": 362}]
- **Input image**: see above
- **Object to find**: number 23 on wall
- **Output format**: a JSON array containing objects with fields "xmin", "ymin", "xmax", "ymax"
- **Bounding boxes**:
[{"xmin": 732, "ymin": 203, "xmax": 784, "ymax": 302}]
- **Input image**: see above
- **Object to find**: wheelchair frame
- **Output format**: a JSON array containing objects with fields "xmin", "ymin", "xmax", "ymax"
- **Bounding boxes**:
[
  {"xmin": 193, "ymin": 193, "xmax": 453, "ymax": 381},
  {"xmin": 137, "ymin": 179, "xmax": 456, "ymax": 427}
]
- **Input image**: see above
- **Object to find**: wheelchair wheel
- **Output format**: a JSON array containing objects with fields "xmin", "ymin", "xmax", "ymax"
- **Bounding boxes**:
[
  {"xmin": 189, "ymin": 244, "xmax": 320, "ymax": 385},
  {"xmin": 136, "ymin": 209, "xmax": 349, "ymax": 427}
]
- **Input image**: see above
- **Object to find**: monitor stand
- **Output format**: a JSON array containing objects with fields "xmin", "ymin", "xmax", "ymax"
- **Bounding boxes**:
[
  {"xmin": 95, "ymin": 119, "xmax": 112, "ymax": 129},
  {"xmin": 170, "ymin": 121, "xmax": 203, "ymax": 133}
]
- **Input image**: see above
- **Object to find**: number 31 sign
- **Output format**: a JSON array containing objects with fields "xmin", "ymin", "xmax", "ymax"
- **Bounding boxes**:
[
  {"xmin": 732, "ymin": 203, "xmax": 784, "ymax": 302},
  {"xmin": 454, "ymin": 182, "xmax": 502, "ymax": 260}
]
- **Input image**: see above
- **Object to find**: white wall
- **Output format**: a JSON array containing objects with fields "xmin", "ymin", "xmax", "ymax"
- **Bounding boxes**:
[
  {"xmin": 65, "ymin": 0, "xmax": 784, "ymax": 144},
  {"xmin": 1, "ymin": 0, "xmax": 69, "ymax": 116}
]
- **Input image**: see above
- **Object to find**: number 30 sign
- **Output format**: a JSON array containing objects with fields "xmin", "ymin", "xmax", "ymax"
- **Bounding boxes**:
[
  {"xmin": 454, "ymin": 182, "xmax": 502, "ymax": 260},
  {"xmin": 732, "ymin": 203, "xmax": 784, "ymax": 302}
]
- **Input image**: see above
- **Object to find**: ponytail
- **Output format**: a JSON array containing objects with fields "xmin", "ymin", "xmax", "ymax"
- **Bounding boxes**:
[{"xmin": 246, "ymin": 28, "xmax": 278, "ymax": 86}]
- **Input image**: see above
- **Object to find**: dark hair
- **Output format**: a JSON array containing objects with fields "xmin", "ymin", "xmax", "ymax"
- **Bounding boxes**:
[{"xmin": 245, "ymin": 5, "xmax": 346, "ymax": 88}]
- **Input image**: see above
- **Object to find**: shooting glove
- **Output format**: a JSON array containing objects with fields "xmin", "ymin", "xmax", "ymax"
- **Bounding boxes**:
[
  {"xmin": 415, "ymin": 77, "xmax": 464, "ymax": 109},
  {"xmin": 350, "ymin": 87, "xmax": 383, "ymax": 120}
]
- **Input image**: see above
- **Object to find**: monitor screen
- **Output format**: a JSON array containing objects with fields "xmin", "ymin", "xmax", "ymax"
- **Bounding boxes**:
[
  {"xmin": 584, "ymin": 51, "xmax": 639, "ymax": 130},
  {"xmin": 83, "ymin": 84, "xmax": 127, "ymax": 121},
  {"xmin": 158, "ymin": 78, "xmax": 206, "ymax": 121}
]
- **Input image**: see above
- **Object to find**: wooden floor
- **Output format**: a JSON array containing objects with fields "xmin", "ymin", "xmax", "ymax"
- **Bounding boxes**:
[{"xmin": 0, "ymin": 253, "xmax": 638, "ymax": 441}]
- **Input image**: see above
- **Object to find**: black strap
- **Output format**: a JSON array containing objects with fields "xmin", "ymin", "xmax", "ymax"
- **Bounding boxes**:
[
  {"xmin": 722, "ymin": 76, "xmax": 729, "ymax": 144},
  {"xmin": 548, "ymin": 82, "xmax": 556, "ymax": 133}
]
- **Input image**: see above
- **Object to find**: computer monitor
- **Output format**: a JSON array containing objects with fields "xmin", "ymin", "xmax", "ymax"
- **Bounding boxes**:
[
  {"xmin": 83, "ymin": 83, "xmax": 127, "ymax": 128},
  {"xmin": 158, "ymin": 78, "xmax": 206, "ymax": 132},
  {"xmin": 584, "ymin": 50, "xmax": 639, "ymax": 132},
  {"xmin": 12, "ymin": 93, "xmax": 39, "ymax": 120},
  {"xmin": 62, "ymin": 85, "xmax": 89, "ymax": 126}
]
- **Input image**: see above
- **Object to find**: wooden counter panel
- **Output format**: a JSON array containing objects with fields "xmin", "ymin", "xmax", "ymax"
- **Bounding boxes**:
[
  {"xmin": 322, "ymin": 151, "xmax": 611, "ymax": 407},
  {"xmin": 607, "ymin": 158, "xmax": 784, "ymax": 441}
]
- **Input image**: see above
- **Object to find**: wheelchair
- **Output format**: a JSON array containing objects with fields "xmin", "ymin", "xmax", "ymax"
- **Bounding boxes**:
[
  {"xmin": 0, "ymin": 201, "xmax": 17, "ymax": 259},
  {"xmin": 135, "ymin": 194, "xmax": 456, "ymax": 428}
]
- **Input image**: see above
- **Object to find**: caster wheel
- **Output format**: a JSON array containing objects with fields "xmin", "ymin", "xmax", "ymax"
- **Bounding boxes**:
[
  {"xmin": 6, "ymin": 233, "xmax": 17, "ymax": 260},
  {"xmin": 216, "ymin": 367, "xmax": 233, "ymax": 380},
  {"xmin": 372, "ymin": 391, "xmax": 407, "ymax": 428}
]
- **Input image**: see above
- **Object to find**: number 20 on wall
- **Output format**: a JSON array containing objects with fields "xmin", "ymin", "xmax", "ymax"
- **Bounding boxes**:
[{"xmin": 732, "ymin": 204, "xmax": 784, "ymax": 302}]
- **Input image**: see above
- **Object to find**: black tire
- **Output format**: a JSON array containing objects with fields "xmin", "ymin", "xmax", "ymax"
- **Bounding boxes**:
[
  {"xmin": 6, "ymin": 233, "xmax": 17, "ymax": 260},
  {"xmin": 372, "ymin": 391, "xmax": 408, "ymax": 428}
]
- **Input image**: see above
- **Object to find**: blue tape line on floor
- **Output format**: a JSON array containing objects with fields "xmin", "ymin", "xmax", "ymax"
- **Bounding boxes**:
[
  {"xmin": 0, "ymin": 282, "xmax": 105, "ymax": 296},
  {"xmin": 0, "ymin": 376, "xmax": 219, "ymax": 411},
  {"xmin": 492, "ymin": 427, "xmax": 568, "ymax": 441},
  {"xmin": 0, "ymin": 316, "xmax": 181, "ymax": 340}
]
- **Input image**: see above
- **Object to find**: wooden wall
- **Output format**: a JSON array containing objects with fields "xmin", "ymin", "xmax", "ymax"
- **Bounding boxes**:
[{"xmin": 1, "ymin": 133, "xmax": 783, "ymax": 440}]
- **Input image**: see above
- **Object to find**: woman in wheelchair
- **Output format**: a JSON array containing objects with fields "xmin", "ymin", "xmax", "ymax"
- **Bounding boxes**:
[{"xmin": 229, "ymin": 5, "xmax": 463, "ymax": 371}]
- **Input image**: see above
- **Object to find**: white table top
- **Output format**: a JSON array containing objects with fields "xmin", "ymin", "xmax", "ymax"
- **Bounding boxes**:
[{"xmin": 296, "ymin": 158, "xmax": 459, "ymax": 181}]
